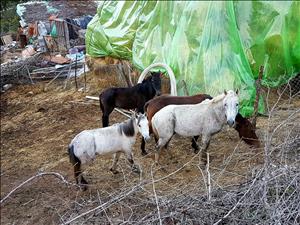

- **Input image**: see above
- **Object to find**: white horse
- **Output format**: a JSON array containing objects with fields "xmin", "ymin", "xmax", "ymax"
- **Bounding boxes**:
[
  {"xmin": 68, "ymin": 113, "xmax": 150, "ymax": 190},
  {"xmin": 151, "ymin": 90, "xmax": 239, "ymax": 164}
]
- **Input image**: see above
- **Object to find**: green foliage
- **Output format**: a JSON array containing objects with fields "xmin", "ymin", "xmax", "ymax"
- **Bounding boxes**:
[
  {"xmin": 0, "ymin": 0, "xmax": 28, "ymax": 35},
  {"xmin": 0, "ymin": 0, "xmax": 23, "ymax": 11},
  {"xmin": 0, "ymin": 6, "xmax": 20, "ymax": 35}
]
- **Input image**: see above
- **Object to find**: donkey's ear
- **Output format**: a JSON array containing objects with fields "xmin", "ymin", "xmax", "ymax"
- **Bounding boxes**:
[
  {"xmin": 235, "ymin": 89, "xmax": 239, "ymax": 95},
  {"xmin": 224, "ymin": 90, "xmax": 227, "ymax": 95}
]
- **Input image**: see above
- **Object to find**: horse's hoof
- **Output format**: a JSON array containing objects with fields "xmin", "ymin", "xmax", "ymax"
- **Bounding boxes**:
[
  {"xmin": 199, "ymin": 160, "xmax": 207, "ymax": 170},
  {"xmin": 172, "ymin": 160, "xmax": 179, "ymax": 164},
  {"xmin": 141, "ymin": 151, "xmax": 148, "ymax": 156},
  {"xmin": 110, "ymin": 168, "xmax": 119, "ymax": 174},
  {"xmin": 160, "ymin": 167, "xmax": 168, "ymax": 173},
  {"xmin": 191, "ymin": 144, "xmax": 199, "ymax": 152},
  {"xmin": 79, "ymin": 179, "xmax": 88, "ymax": 191},
  {"xmin": 81, "ymin": 185, "xmax": 88, "ymax": 191},
  {"xmin": 132, "ymin": 165, "xmax": 140, "ymax": 174}
]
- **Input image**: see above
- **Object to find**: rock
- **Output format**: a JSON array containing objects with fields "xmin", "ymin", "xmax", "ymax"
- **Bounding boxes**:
[{"xmin": 3, "ymin": 84, "xmax": 12, "ymax": 91}]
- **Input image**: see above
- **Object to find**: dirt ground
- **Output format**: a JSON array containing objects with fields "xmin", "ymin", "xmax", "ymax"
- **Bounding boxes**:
[{"xmin": 1, "ymin": 74, "xmax": 299, "ymax": 224}]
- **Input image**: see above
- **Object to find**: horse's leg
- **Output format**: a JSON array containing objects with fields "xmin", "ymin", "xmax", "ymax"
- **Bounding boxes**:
[
  {"xmin": 140, "ymin": 138, "xmax": 147, "ymax": 156},
  {"xmin": 191, "ymin": 136, "xmax": 200, "ymax": 153},
  {"xmin": 100, "ymin": 98, "xmax": 107, "ymax": 127},
  {"xmin": 74, "ymin": 162, "xmax": 80, "ymax": 184},
  {"xmin": 163, "ymin": 138, "xmax": 176, "ymax": 162},
  {"xmin": 200, "ymin": 135, "xmax": 211, "ymax": 167},
  {"xmin": 110, "ymin": 152, "xmax": 121, "ymax": 174},
  {"xmin": 141, "ymin": 132, "xmax": 157, "ymax": 156},
  {"xmin": 69, "ymin": 144, "xmax": 88, "ymax": 190},
  {"xmin": 125, "ymin": 151, "xmax": 140, "ymax": 174},
  {"xmin": 73, "ymin": 162, "xmax": 88, "ymax": 191},
  {"xmin": 155, "ymin": 137, "xmax": 170, "ymax": 165},
  {"xmin": 102, "ymin": 105, "xmax": 114, "ymax": 127}
]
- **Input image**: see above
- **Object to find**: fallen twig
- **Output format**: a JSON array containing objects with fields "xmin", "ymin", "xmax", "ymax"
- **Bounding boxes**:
[
  {"xmin": 151, "ymin": 164, "xmax": 162, "ymax": 225},
  {"xmin": 0, "ymin": 172, "xmax": 76, "ymax": 206}
]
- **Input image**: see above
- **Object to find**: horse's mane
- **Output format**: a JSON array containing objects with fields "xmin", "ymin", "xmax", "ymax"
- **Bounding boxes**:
[
  {"xmin": 211, "ymin": 93, "xmax": 226, "ymax": 104},
  {"xmin": 118, "ymin": 118, "xmax": 135, "ymax": 137},
  {"xmin": 141, "ymin": 72, "xmax": 161, "ymax": 83},
  {"xmin": 211, "ymin": 90, "xmax": 236, "ymax": 104},
  {"xmin": 142, "ymin": 76, "xmax": 152, "ymax": 83}
]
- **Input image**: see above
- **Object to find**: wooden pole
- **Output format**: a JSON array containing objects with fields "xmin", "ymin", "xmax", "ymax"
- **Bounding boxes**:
[
  {"xmin": 74, "ymin": 54, "xmax": 78, "ymax": 90},
  {"xmin": 84, "ymin": 61, "xmax": 86, "ymax": 92},
  {"xmin": 85, "ymin": 96, "xmax": 131, "ymax": 118},
  {"xmin": 252, "ymin": 65, "xmax": 264, "ymax": 129}
]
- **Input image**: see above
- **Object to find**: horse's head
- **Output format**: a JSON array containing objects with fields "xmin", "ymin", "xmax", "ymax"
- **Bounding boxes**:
[
  {"xmin": 150, "ymin": 71, "xmax": 162, "ymax": 96},
  {"xmin": 223, "ymin": 90, "xmax": 239, "ymax": 127},
  {"xmin": 134, "ymin": 113, "xmax": 151, "ymax": 142}
]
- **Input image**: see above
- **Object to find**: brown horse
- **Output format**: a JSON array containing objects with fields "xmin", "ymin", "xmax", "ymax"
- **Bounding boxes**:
[{"xmin": 141, "ymin": 93, "xmax": 260, "ymax": 155}]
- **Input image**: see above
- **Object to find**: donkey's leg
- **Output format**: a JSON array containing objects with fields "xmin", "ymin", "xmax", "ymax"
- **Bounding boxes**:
[
  {"xmin": 125, "ymin": 151, "xmax": 140, "ymax": 174},
  {"xmin": 191, "ymin": 135, "xmax": 200, "ymax": 153},
  {"xmin": 110, "ymin": 152, "xmax": 121, "ymax": 174}
]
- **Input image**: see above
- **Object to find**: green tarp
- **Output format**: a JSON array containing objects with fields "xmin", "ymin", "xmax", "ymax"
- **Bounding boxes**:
[{"xmin": 86, "ymin": 1, "xmax": 300, "ymax": 117}]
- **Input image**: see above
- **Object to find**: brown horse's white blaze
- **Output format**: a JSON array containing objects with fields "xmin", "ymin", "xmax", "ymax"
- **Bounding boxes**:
[
  {"xmin": 151, "ymin": 90, "xmax": 239, "ymax": 165},
  {"xmin": 68, "ymin": 113, "xmax": 150, "ymax": 190}
]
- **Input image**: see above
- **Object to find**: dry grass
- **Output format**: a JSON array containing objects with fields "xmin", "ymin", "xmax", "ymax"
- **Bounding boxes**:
[{"xmin": 0, "ymin": 73, "xmax": 299, "ymax": 224}]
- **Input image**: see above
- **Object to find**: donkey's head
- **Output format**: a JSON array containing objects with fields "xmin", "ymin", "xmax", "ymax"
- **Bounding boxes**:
[
  {"xmin": 223, "ymin": 90, "xmax": 239, "ymax": 127},
  {"xmin": 134, "ymin": 113, "xmax": 151, "ymax": 142}
]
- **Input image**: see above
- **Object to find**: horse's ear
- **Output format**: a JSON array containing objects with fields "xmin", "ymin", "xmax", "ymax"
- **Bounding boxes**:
[
  {"xmin": 235, "ymin": 89, "xmax": 239, "ymax": 95},
  {"xmin": 135, "ymin": 110, "xmax": 140, "ymax": 118},
  {"xmin": 224, "ymin": 90, "xmax": 227, "ymax": 95},
  {"xmin": 129, "ymin": 110, "xmax": 137, "ymax": 118}
]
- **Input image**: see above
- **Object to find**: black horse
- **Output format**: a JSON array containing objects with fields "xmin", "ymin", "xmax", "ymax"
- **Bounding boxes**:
[{"xmin": 100, "ymin": 71, "xmax": 162, "ymax": 127}]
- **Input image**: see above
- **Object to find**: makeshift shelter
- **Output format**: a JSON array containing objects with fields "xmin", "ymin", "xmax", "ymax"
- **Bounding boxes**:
[{"xmin": 86, "ymin": 1, "xmax": 300, "ymax": 116}]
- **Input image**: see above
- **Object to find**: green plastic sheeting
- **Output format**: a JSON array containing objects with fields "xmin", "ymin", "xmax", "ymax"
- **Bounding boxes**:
[{"xmin": 86, "ymin": 1, "xmax": 300, "ymax": 117}]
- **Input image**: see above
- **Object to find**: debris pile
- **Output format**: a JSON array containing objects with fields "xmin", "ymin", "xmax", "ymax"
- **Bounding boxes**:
[{"xmin": 0, "ymin": 1, "xmax": 96, "ymax": 91}]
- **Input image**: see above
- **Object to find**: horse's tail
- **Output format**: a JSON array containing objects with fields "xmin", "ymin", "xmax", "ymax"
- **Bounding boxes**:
[
  {"xmin": 68, "ymin": 144, "xmax": 77, "ymax": 164},
  {"xmin": 68, "ymin": 145, "xmax": 83, "ymax": 185}
]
